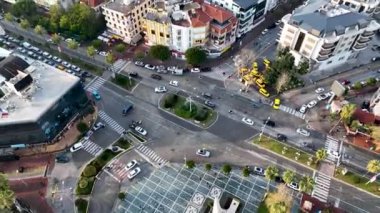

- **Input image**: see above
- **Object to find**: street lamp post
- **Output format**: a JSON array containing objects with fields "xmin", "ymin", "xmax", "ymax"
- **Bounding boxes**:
[{"xmin": 259, "ymin": 116, "xmax": 271, "ymax": 142}]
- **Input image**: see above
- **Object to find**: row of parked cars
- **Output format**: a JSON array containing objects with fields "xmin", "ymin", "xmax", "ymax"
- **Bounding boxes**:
[
  {"xmin": 298, "ymin": 87, "xmax": 334, "ymax": 114},
  {"xmin": 252, "ymin": 166, "xmax": 300, "ymax": 191},
  {"xmin": 135, "ymin": 60, "xmax": 212, "ymax": 74}
]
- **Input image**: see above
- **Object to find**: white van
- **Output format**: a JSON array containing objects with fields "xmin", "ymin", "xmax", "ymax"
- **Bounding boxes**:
[{"xmin": 22, "ymin": 42, "xmax": 31, "ymax": 49}]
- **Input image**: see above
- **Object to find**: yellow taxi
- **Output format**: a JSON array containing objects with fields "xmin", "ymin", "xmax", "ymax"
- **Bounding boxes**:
[
  {"xmin": 263, "ymin": 58, "xmax": 270, "ymax": 65},
  {"xmin": 255, "ymin": 78, "xmax": 265, "ymax": 88},
  {"xmin": 273, "ymin": 98, "xmax": 281, "ymax": 109},
  {"xmin": 259, "ymin": 88, "xmax": 270, "ymax": 97}
]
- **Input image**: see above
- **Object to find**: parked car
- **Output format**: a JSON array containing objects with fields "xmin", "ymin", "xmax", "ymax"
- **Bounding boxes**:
[
  {"xmin": 253, "ymin": 167, "xmax": 265, "ymax": 176},
  {"xmin": 202, "ymin": 92, "xmax": 212, "ymax": 99},
  {"xmin": 273, "ymin": 98, "xmax": 281, "ymax": 109},
  {"xmin": 264, "ymin": 119, "xmax": 275, "ymax": 127},
  {"xmin": 204, "ymin": 100, "xmax": 216, "ymax": 108},
  {"xmin": 134, "ymin": 61, "xmax": 144, "ymax": 67},
  {"xmin": 81, "ymin": 71, "xmax": 91, "ymax": 78},
  {"xmin": 307, "ymin": 100, "xmax": 317, "ymax": 108},
  {"xmin": 151, "ymin": 74, "xmax": 162, "ymax": 80},
  {"xmin": 125, "ymin": 160, "xmax": 138, "ymax": 171},
  {"xmin": 167, "ymin": 66, "xmax": 177, "ymax": 72},
  {"xmin": 191, "ymin": 67, "xmax": 200, "ymax": 73},
  {"xmin": 242, "ymin": 117, "xmax": 254, "ymax": 126},
  {"xmin": 276, "ymin": 134, "xmax": 287, "ymax": 142},
  {"xmin": 200, "ymin": 67, "xmax": 212, "ymax": 72},
  {"xmin": 135, "ymin": 126, "xmax": 147, "ymax": 136},
  {"xmin": 315, "ymin": 88, "xmax": 324, "ymax": 93},
  {"xmin": 196, "ymin": 148, "xmax": 211, "ymax": 157},
  {"xmin": 261, "ymin": 29, "xmax": 268, "ymax": 35},
  {"xmin": 267, "ymin": 23, "xmax": 276, "ymax": 29},
  {"xmin": 129, "ymin": 72, "xmax": 139, "ymax": 77},
  {"xmin": 317, "ymin": 94, "xmax": 328, "ymax": 101},
  {"xmin": 154, "ymin": 86, "xmax": 167, "ymax": 93},
  {"xmin": 99, "ymin": 51, "xmax": 108, "ymax": 56},
  {"xmin": 299, "ymin": 104, "xmax": 308, "ymax": 114},
  {"xmin": 72, "ymin": 65, "xmax": 81, "ymax": 72},
  {"xmin": 92, "ymin": 122, "xmax": 105, "ymax": 131},
  {"xmin": 144, "ymin": 64, "xmax": 155, "ymax": 70},
  {"xmin": 70, "ymin": 142, "xmax": 83, "ymax": 152},
  {"xmin": 52, "ymin": 56, "xmax": 62, "ymax": 63},
  {"xmin": 56, "ymin": 154, "xmax": 70, "ymax": 163},
  {"xmin": 127, "ymin": 167, "xmax": 141, "ymax": 179},
  {"xmin": 259, "ymin": 88, "xmax": 270, "ymax": 97},
  {"xmin": 296, "ymin": 128, "xmax": 310, "ymax": 137},
  {"xmin": 287, "ymin": 182, "xmax": 299, "ymax": 191},
  {"xmin": 92, "ymin": 90, "xmax": 101, "ymax": 100},
  {"xmin": 169, "ymin": 80, "xmax": 179, "ymax": 87},
  {"xmin": 341, "ymin": 79, "xmax": 351, "ymax": 85}
]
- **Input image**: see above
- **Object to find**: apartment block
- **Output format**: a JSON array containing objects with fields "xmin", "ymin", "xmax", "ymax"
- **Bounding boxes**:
[
  {"xmin": 102, "ymin": 0, "xmax": 154, "ymax": 45},
  {"xmin": 278, "ymin": 1, "xmax": 380, "ymax": 71},
  {"xmin": 143, "ymin": 2, "xmax": 171, "ymax": 46},
  {"xmin": 330, "ymin": 0, "xmax": 380, "ymax": 15}
]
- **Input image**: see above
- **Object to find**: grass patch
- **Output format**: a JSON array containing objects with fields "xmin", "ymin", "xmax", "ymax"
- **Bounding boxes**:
[
  {"xmin": 253, "ymin": 136, "xmax": 317, "ymax": 169},
  {"xmin": 76, "ymin": 177, "xmax": 95, "ymax": 195},
  {"xmin": 257, "ymin": 202, "xmax": 269, "ymax": 213},
  {"xmin": 111, "ymin": 73, "xmax": 136, "ymax": 91},
  {"xmin": 173, "ymin": 97, "xmax": 197, "ymax": 118},
  {"xmin": 127, "ymin": 131, "xmax": 146, "ymax": 143},
  {"xmin": 75, "ymin": 198, "xmax": 88, "ymax": 213},
  {"xmin": 114, "ymin": 138, "xmax": 132, "ymax": 150},
  {"xmin": 335, "ymin": 168, "xmax": 380, "ymax": 196}
]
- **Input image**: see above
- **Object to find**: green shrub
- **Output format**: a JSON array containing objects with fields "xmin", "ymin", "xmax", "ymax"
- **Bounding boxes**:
[
  {"xmin": 118, "ymin": 192, "xmax": 126, "ymax": 200},
  {"xmin": 242, "ymin": 167, "xmax": 250, "ymax": 177},
  {"xmin": 115, "ymin": 138, "xmax": 131, "ymax": 150},
  {"xmin": 135, "ymin": 51, "xmax": 145, "ymax": 59},
  {"xmin": 79, "ymin": 177, "xmax": 89, "ymax": 188},
  {"xmin": 82, "ymin": 165, "xmax": 97, "ymax": 177},
  {"xmin": 205, "ymin": 163, "xmax": 212, "ymax": 171},
  {"xmin": 75, "ymin": 198, "xmax": 88, "ymax": 213},
  {"xmin": 221, "ymin": 164, "xmax": 232, "ymax": 175},
  {"xmin": 164, "ymin": 94, "xmax": 178, "ymax": 108},
  {"xmin": 367, "ymin": 77, "xmax": 377, "ymax": 86},
  {"xmin": 352, "ymin": 175, "xmax": 361, "ymax": 184},
  {"xmin": 186, "ymin": 160, "xmax": 195, "ymax": 169},
  {"xmin": 115, "ymin": 43, "xmax": 126, "ymax": 53},
  {"xmin": 194, "ymin": 108, "xmax": 208, "ymax": 121},
  {"xmin": 92, "ymin": 39, "xmax": 102, "ymax": 49},
  {"xmin": 76, "ymin": 122, "xmax": 89, "ymax": 133},
  {"xmin": 353, "ymin": 82, "xmax": 362, "ymax": 90}
]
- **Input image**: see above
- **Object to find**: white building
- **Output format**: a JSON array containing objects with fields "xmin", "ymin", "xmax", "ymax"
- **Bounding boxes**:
[
  {"xmin": 330, "ymin": 0, "xmax": 380, "ymax": 15},
  {"xmin": 206, "ymin": 0, "xmax": 268, "ymax": 37},
  {"xmin": 278, "ymin": 0, "xmax": 380, "ymax": 71},
  {"xmin": 266, "ymin": 0, "xmax": 279, "ymax": 11}
]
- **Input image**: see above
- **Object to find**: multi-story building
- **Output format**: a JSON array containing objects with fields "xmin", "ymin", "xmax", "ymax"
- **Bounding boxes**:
[
  {"xmin": 143, "ymin": 2, "xmax": 172, "ymax": 46},
  {"xmin": 330, "ymin": 0, "xmax": 380, "ymax": 15},
  {"xmin": 102, "ymin": 0, "xmax": 154, "ymax": 45},
  {"xmin": 278, "ymin": 1, "xmax": 380, "ymax": 71},
  {"xmin": 206, "ymin": 0, "xmax": 267, "ymax": 37},
  {"xmin": 0, "ymin": 51, "xmax": 88, "ymax": 147}
]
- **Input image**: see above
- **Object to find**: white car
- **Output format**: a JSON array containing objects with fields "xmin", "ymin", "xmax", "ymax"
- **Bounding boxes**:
[
  {"xmin": 71, "ymin": 65, "xmax": 81, "ymax": 72},
  {"xmin": 125, "ymin": 160, "xmax": 138, "ymax": 171},
  {"xmin": 327, "ymin": 150, "xmax": 341, "ymax": 159},
  {"xmin": 360, "ymin": 81, "xmax": 366, "ymax": 86},
  {"xmin": 287, "ymin": 182, "xmax": 299, "ymax": 191},
  {"xmin": 169, "ymin": 80, "xmax": 179, "ymax": 87},
  {"xmin": 242, "ymin": 117, "xmax": 254, "ymax": 126},
  {"xmin": 92, "ymin": 122, "xmax": 105, "ymax": 131},
  {"xmin": 70, "ymin": 142, "xmax": 83, "ymax": 152},
  {"xmin": 191, "ymin": 68, "xmax": 200, "ymax": 73},
  {"xmin": 253, "ymin": 167, "xmax": 265, "ymax": 176},
  {"xmin": 317, "ymin": 94, "xmax": 328, "ymax": 101},
  {"xmin": 127, "ymin": 167, "xmax": 141, "ymax": 179},
  {"xmin": 52, "ymin": 56, "xmax": 62, "ymax": 63},
  {"xmin": 296, "ymin": 128, "xmax": 310, "ymax": 137},
  {"xmin": 134, "ymin": 61, "xmax": 144, "ymax": 67},
  {"xmin": 135, "ymin": 126, "xmax": 147, "ymax": 136},
  {"xmin": 167, "ymin": 66, "xmax": 177, "ymax": 72},
  {"xmin": 144, "ymin": 64, "xmax": 155, "ymax": 70},
  {"xmin": 154, "ymin": 86, "xmax": 167, "ymax": 93},
  {"xmin": 315, "ymin": 88, "xmax": 324, "ymax": 93},
  {"xmin": 307, "ymin": 100, "xmax": 317, "ymax": 108},
  {"xmin": 299, "ymin": 104, "xmax": 308, "ymax": 114},
  {"xmin": 99, "ymin": 51, "xmax": 108, "ymax": 56},
  {"xmin": 261, "ymin": 29, "xmax": 268, "ymax": 35},
  {"xmin": 196, "ymin": 148, "xmax": 210, "ymax": 157}
]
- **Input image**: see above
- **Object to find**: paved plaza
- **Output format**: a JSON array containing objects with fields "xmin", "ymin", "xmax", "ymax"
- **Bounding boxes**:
[{"xmin": 114, "ymin": 164, "xmax": 293, "ymax": 213}]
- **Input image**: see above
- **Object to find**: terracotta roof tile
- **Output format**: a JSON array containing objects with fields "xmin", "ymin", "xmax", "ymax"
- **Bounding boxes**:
[
  {"xmin": 353, "ymin": 109, "xmax": 375, "ymax": 124},
  {"xmin": 202, "ymin": 3, "xmax": 234, "ymax": 23},
  {"xmin": 190, "ymin": 8, "xmax": 212, "ymax": 27}
]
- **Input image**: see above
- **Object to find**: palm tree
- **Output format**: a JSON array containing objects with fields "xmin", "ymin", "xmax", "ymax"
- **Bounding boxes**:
[
  {"xmin": 265, "ymin": 166, "xmax": 279, "ymax": 190},
  {"xmin": 340, "ymin": 104, "xmax": 357, "ymax": 125},
  {"xmin": 0, "ymin": 174, "xmax": 15, "ymax": 210},
  {"xmin": 299, "ymin": 175, "xmax": 315, "ymax": 194},
  {"xmin": 282, "ymin": 170, "xmax": 295, "ymax": 185},
  {"xmin": 51, "ymin": 34, "xmax": 61, "ymax": 45},
  {"xmin": 269, "ymin": 201, "xmax": 288, "ymax": 213},
  {"xmin": 67, "ymin": 40, "xmax": 79, "ymax": 50},
  {"xmin": 367, "ymin": 160, "xmax": 380, "ymax": 174},
  {"xmin": 204, "ymin": 163, "xmax": 212, "ymax": 171},
  {"xmin": 315, "ymin": 149, "xmax": 328, "ymax": 162},
  {"xmin": 34, "ymin": 25, "xmax": 44, "ymax": 35}
]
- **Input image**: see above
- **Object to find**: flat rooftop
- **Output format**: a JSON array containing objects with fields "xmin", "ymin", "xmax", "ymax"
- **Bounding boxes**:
[
  {"xmin": 0, "ymin": 60, "xmax": 80, "ymax": 125},
  {"xmin": 103, "ymin": 0, "xmax": 147, "ymax": 14}
]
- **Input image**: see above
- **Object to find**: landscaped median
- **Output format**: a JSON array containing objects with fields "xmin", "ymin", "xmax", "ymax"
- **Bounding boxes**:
[
  {"xmin": 75, "ymin": 138, "xmax": 132, "ymax": 213},
  {"xmin": 111, "ymin": 73, "xmax": 136, "ymax": 91},
  {"xmin": 252, "ymin": 136, "xmax": 317, "ymax": 169},
  {"xmin": 159, "ymin": 93, "xmax": 217, "ymax": 128}
]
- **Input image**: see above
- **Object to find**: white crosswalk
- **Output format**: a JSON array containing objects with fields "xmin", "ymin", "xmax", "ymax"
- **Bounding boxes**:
[
  {"xmin": 111, "ymin": 59, "xmax": 130, "ymax": 74},
  {"xmin": 135, "ymin": 144, "xmax": 168, "ymax": 168},
  {"xmin": 85, "ymin": 77, "xmax": 106, "ymax": 92},
  {"xmin": 82, "ymin": 139, "xmax": 103, "ymax": 156},
  {"xmin": 279, "ymin": 105, "xmax": 306, "ymax": 120},
  {"xmin": 98, "ymin": 111, "xmax": 126, "ymax": 135},
  {"xmin": 312, "ymin": 172, "xmax": 331, "ymax": 203},
  {"xmin": 325, "ymin": 135, "xmax": 340, "ymax": 162},
  {"xmin": 106, "ymin": 159, "xmax": 129, "ymax": 181}
]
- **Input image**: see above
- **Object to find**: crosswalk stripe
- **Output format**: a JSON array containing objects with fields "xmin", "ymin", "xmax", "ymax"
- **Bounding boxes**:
[{"xmin": 279, "ymin": 105, "xmax": 305, "ymax": 120}]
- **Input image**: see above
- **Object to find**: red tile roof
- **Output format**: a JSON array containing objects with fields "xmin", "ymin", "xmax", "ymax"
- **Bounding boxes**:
[
  {"xmin": 353, "ymin": 109, "xmax": 376, "ymax": 124},
  {"xmin": 190, "ymin": 9, "xmax": 212, "ymax": 28},
  {"xmin": 300, "ymin": 193, "xmax": 346, "ymax": 213},
  {"xmin": 202, "ymin": 3, "xmax": 234, "ymax": 24}
]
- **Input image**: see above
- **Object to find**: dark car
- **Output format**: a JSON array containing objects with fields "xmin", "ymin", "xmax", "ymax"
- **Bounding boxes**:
[
  {"xmin": 341, "ymin": 79, "xmax": 351, "ymax": 85},
  {"xmin": 267, "ymin": 23, "xmax": 276, "ymax": 29},
  {"xmin": 277, "ymin": 133, "xmax": 287, "ymax": 142},
  {"xmin": 264, "ymin": 120, "xmax": 275, "ymax": 127},
  {"xmin": 81, "ymin": 71, "xmax": 91, "ymax": 78},
  {"xmin": 129, "ymin": 72, "xmax": 139, "ymax": 78},
  {"xmin": 274, "ymin": 176, "xmax": 285, "ymax": 183},
  {"xmin": 202, "ymin": 92, "xmax": 212, "ymax": 99},
  {"xmin": 122, "ymin": 105, "xmax": 133, "ymax": 116},
  {"xmin": 200, "ymin": 67, "xmax": 212, "ymax": 72},
  {"xmin": 204, "ymin": 100, "xmax": 216, "ymax": 108},
  {"xmin": 151, "ymin": 74, "xmax": 162, "ymax": 80},
  {"xmin": 56, "ymin": 155, "xmax": 70, "ymax": 163}
]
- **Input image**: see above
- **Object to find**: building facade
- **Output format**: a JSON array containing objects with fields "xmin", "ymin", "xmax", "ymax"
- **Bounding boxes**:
[
  {"xmin": 330, "ymin": 0, "xmax": 380, "ymax": 15},
  {"xmin": 102, "ymin": 0, "xmax": 154, "ymax": 45},
  {"xmin": 143, "ymin": 2, "xmax": 172, "ymax": 46},
  {"xmin": 278, "ymin": 1, "xmax": 380, "ymax": 71}
]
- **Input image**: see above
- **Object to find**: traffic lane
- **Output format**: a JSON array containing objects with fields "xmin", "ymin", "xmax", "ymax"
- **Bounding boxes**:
[{"xmin": 131, "ymin": 82, "xmax": 163, "ymax": 106}]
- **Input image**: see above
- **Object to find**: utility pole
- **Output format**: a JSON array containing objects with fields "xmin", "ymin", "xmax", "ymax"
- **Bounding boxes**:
[{"xmin": 259, "ymin": 116, "xmax": 271, "ymax": 142}]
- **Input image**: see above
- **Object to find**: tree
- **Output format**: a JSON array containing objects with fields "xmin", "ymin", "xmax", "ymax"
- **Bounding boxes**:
[
  {"xmin": 105, "ymin": 52, "xmax": 115, "ymax": 64},
  {"xmin": 11, "ymin": 0, "xmax": 37, "ymax": 18},
  {"xmin": 0, "ymin": 174, "xmax": 15, "ymax": 210},
  {"xmin": 367, "ymin": 77, "xmax": 377, "ymax": 86},
  {"xmin": 282, "ymin": 170, "xmax": 295, "ymax": 185},
  {"xmin": 149, "ymin": 45, "xmax": 170, "ymax": 61},
  {"xmin": 115, "ymin": 43, "xmax": 127, "ymax": 53},
  {"xmin": 51, "ymin": 33, "xmax": 61, "ymax": 44},
  {"xmin": 4, "ymin": 13, "xmax": 13, "ymax": 22},
  {"xmin": 34, "ymin": 25, "xmax": 44, "ymax": 34},
  {"xmin": 242, "ymin": 167, "xmax": 250, "ymax": 177},
  {"xmin": 297, "ymin": 60, "xmax": 309, "ymax": 74},
  {"xmin": 367, "ymin": 160, "xmax": 380, "ymax": 174},
  {"xmin": 275, "ymin": 73, "xmax": 290, "ymax": 94},
  {"xmin": 118, "ymin": 192, "xmax": 126, "ymax": 200},
  {"xmin": 76, "ymin": 122, "xmax": 89, "ymax": 133},
  {"xmin": 186, "ymin": 160, "xmax": 195, "ymax": 169},
  {"xmin": 299, "ymin": 176, "xmax": 315, "ymax": 194},
  {"xmin": 135, "ymin": 51, "xmax": 145, "ymax": 60},
  {"xmin": 265, "ymin": 166, "xmax": 279, "ymax": 182},
  {"xmin": 269, "ymin": 201, "xmax": 288, "ymax": 213},
  {"xmin": 205, "ymin": 163, "xmax": 212, "ymax": 171},
  {"xmin": 68, "ymin": 40, "xmax": 79, "ymax": 50},
  {"xmin": 221, "ymin": 164, "xmax": 232, "ymax": 175},
  {"xmin": 315, "ymin": 149, "xmax": 328, "ymax": 162},
  {"xmin": 82, "ymin": 165, "xmax": 97, "ymax": 177},
  {"xmin": 59, "ymin": 15, "xmax": 70, "ymax": 30},
  {"xmin": 87, "ymin": 46, "xmax": 96, "ymax": 58},
  {"xmin": 91, "ymin": 39, "xmax": 103, "ymax": 49},
  {"xmin": 340, "ymin": 104, "xmax": 357, "ymax": 125},
  {"xmin": 20, "ymin": 19, "xmax": 30, "ymax": 29},
  {"xmin": 185, "ymin": 47, "xmax": 206, "ymax": 65},
  {"xmin": 78, "ymin": 178, "xmax": 88, "ymax": 188}
]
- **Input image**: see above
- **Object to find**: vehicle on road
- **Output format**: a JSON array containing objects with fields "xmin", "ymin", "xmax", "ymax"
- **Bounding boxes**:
[
  {"xmin": 253, "ymin": 167, "xmax": 265, "ymax": 176},
  {"xmin": 122, "ymin": 105, "xmax": 133, "ymax": 116},
  {"xmin": 154, "ymin": 86, "xmax": 167, "ymax": 93},
  {"xmin": 92, "ymin": 90, "xmax": 101, "ymax": 100},
  {"xmin": 264, "ymin": 119, "xmax": 275, "ymax": 127},
  {"xmin": 200, "ymin": 67, "xmax": 212, "ymax": 72},
  {"xmin": 287, "ymin": 182, "xmax": 299, "ymax": 191},
  {"xmin": 273, "ymin": 98, "xmax": 281, "ymax": 109},
  {"xmin": 135, "ymin": 126, "xmax": 147, "ymax": 136},
  {"xmin": 169, "ymin": 80, "xmax": 178, "ymax": 87},
  {"xmin": 92, "ymin": 122, "xmax": 105, "ymax": 131},
  {"xmin": 56, "ymin": 154, "xmax": 70, "ymax": 163},
  {"xmin": 327, "ymin": 150, "xmax": 341, "ymax": 159},
  {"xmin": 134, "ymin": 61, "xmax": 144, "ymax": 67},
  {"xmin": 167, "ymin": 66, "xmax": 177, "ymax": 72},
  {"xmin": 296, "ymin": 128, "xmax": 310, "ymax": 137},
  {"xmin": 204, "ymin": 100, "xmax": 216, "ymax": 108},
  {"xmin": 191, "ymin": 68, "xmax": 200, "ymax": 73},
  {"xmin": 70, "ymin": 142, "xmax": 83, "ymax": 152},
  {"xmin": 196, "ymin": 148, "xmax": 210, "ymax": 157},
  {"xmin": 125, "ymin": 160, "xmax": 138, "ymax": 171},
  {"xmin": 315, "ymin": 88, "xmax": 324, "ymax": 93},
  {"xmin": 276, "ymin": 134, "xmax": 287, "ymax": 142},
  {"xmin": 242, "ymin": 117, "xmax": 254, "ymax": 126},
  {"xmin": 202, "ymin": 92, "xmax": 212, "ymax": 99},
  {"xmin": 341, "ymin": 79, "xmax": 351, "ymax": 85},
  {"xmin": 259, "ymin": 88, "xmax": 270, "ymax": 97},
  {"xmin": 129, "ymin": 72, "xmax": 139, "ymax": 77},
  {"xmin": 151, "ymin": 74, "xmax": 162, "ymax": 80},
  {"xmin": 307, "ymin": 100, "xmax": 317, "ymax": 108},
  {"xmin": 127, "ymin": 167, "xmax": 141, "ymax": 179},
  {"xmin": 144, "ymin": 64, "xmax": 156, "ymax": 70}
]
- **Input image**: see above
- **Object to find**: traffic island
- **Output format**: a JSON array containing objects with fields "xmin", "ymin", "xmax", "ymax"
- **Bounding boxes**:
[
  {"xmin": 159, "ymin": 93, "xmax": 217, "ymax": 128},
  {"xmin": 111, "ymin": 73, "xmax": 136, "ymax": 91}
]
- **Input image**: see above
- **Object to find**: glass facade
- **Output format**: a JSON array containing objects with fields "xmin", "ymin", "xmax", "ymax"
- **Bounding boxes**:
[{"xmin": 0, "ymin": 82, "xmax": 88, "ymax": 147}]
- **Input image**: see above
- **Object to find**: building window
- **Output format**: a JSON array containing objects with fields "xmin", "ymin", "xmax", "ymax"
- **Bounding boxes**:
[
  {"xmin": 339, "ymin": 56, "xmax": 345, "ymax": 61},
  {"xmin": 166, "ymin": 34, "xmax": 170, "ymax": 38},
  {"xmin": 336, "ymin": 50, "xmax": 342, "ymax": 54},
  {"xmin": 160, "ymin": 32, "xmax": 164, "ymax": 37},
  {"xmin": 327, "ymin": 61, "xmax": 332, "ymax": 64},
  {"xmin": 151, "ymin": 30, "xmax": 155, "ymax": 35},
  {"xmin": 306, "ymin": 37, "xmax": 315, "ymax": 43},
  {"xmin": 287, "ymin": 28, "xmax": 295, "ymax": 34}
]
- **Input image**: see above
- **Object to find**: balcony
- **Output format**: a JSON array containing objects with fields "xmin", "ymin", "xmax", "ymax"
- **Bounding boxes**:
[
  {"xmin": 356, "ymin": 37, "xmax": 371, "ymax": 44},
  {"xmin": 318, "ymin": 48, "xmax": 334, "ymax": 56},
  {"xmin": 362, "ymin": 31, "xmax": 375, "ymax": 38},
  {"xmin": 353, "ymin": 43, "xmax": 368, "ymax": 51},
  {"xmin": 316, "ymin": 55, "xmax": 329, "ymax": 62},
  {"xmin": 321, "ymin": 42, "xmax": 336, "ymax": 50}
]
